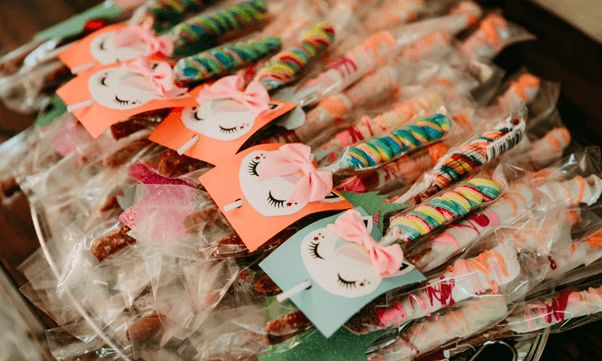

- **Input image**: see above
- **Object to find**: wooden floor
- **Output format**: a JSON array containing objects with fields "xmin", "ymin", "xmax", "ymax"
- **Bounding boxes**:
[{"xmin": 0, "ymin": 1, "xmax": 601, "ymax": 360}]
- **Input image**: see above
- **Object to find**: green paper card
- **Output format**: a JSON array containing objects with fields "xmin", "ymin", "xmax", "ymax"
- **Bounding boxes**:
[
  {"xmin": 341, "ymin": 191, "xmax": 407, "ymax": 233},
  {"xmin": 35, "ymin": 96, "xmax": 68, "ymax": 127},
  {"xmin": 34, "ymin": 3, "xmax": 122, "ymax": 40},
  {"xmin": 259, "ymin": 327, "xmax": 385, "ymax": 361}
]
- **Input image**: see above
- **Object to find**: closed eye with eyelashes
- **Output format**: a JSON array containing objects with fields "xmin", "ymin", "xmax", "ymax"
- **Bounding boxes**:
[
  {"xmin": 248, "ymin": 159, "xmax": 260, "ymax": 176},
  {"xmin": 337, "ymin": 274, "xmax": 357, "ymax": 289},
  {"xmin": 219, "ymin": 125, "xmax": 238, "ymax": 134},
  {"xmin": 114, "ymin": 95, "xmax": 130, "ymax": 106},
  {"xmin": 267, "ymin": 191, "xmax": 286, "ymax": 208},
  {"xmin": 308, "ymin": 242, "xmax": 324, "ymax": 259}
]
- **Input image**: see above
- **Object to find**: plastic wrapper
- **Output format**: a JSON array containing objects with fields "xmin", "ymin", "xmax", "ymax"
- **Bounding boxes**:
[
  {"xmin": 366, "ymin": 295, "xmax": 510, "ymax": 360},
  {"xmin": 383, "ymin": 174, "xmax": 504, "ymax": 246},
  {"xmin": 0, "ymin": 59, "xmax": 69, "ymax": 113},
  {"xmin": 318, "ymin": 111, "xmax": 459, "ymax": 174},
  {"xmin": 407, "ymin": 152, "xmax": 602, "ymax": 274},
  {"xmin": 334, "ymin": 142, "xmax": 450, "ymax": 194},
  {"xmin": 266, "ymin": 63, "xmax": 407, "ymax": 145},
  {"xmin": 496, "ymin": 274, "xmax": 602, "ymax": 340},
  {"xmin": 459, "ymin": 13, "xmax": 535, "ymax": 64},
  {"xmin": 543, "ymin": 220, "xmax": 602, "ymax": 282},
  {"xmin": 313, "ymin": 92, "xmax": 445, "ymax": 159},
  {"xmin": 478, "ymin": 72, "xmax": 561, "ymax": 123},
  {"xmin": 393, "ymin": 110, "xmax": 527, "ymax": 206},
  {"xmin": 129, "ymin": 0, "xmax": 224, "ymax": 32}
]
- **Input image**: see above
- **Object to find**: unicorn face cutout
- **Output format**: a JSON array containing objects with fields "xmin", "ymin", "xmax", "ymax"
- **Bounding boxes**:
[
  {"xmin": 181, "ymin": 99, "xmax": 256, "ymax": 141},
  {"xmin": 301, "ymin": 218, "xmax": 380, "ymax": 298},
  {"xmin": 239, "ymin": 150, "xmax": 343, "ymax": 217},
  {"xmin": 88, "ymin": 65, "xmax": 162, "ymax": 110},
  {"xmin": 89, "ymin": 32, "xmax": 147, "ymax": 65},
  {"xmin": 300, "ymin": 217, "xmax": 414, "ymax": 298}
]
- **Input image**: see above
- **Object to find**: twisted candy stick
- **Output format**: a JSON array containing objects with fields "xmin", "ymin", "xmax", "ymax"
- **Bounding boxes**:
[
  {"xmin": 414, "ymin": 182, "xmax": 536, "ymax": 271},
  {"xmin": 366, "ymin": 296, "xmax": 508, "ymax": 361},
  {"xmin": 168, "ymin": 0, "xmax": 269, "ymax": 49},
  {"xmin": 386, "ymin": 178, "xmax": 501, "ymax": 244},
  {"xmin": 546, "ymin": 231, "xmax": 602, "ymax": 280},
  {"xmin": 255, "ymin": 22, "xmax": 335, "ymax": 90},
  {"xmin": 401, "ymin": 30, "xmax": 451, "ymax": 63},
  {"xmin": 316, "ymin": 93, "xmax": 442, "ymax": 159},
  {"xmin": 266, "ymin": 66, "xmax": 400, "ymax": 144},
  {"xmin": 174, "ymin": 36, "xmax": 282, "ymax": 83},
  {"xmin": 325, "ymin": 114, "xmax": 452, "ymax": 171},
  {"xmin": 459, "ymin": 14, "xmax": 511, "ymax": 62},
  {"xmin": 537, "ymin": 174, "xmax": 602, "ymax": 207},
  {"xmin": 364, "ymin": 0, "xmax": 425, "ymax": 32},
  {"xmin": 504, "ymin": 285, "xmax": 602, "ymax": 334},
  {"xmin": 131, "ymin": 0, "xmax": 216, "ymax": 31},
  {"xmin": 335, "ymin": 142, "xmax": 449, "ymax": 193},
  {"xmin": 498, "ymin": 73, "xmax": 541, "ymax": 110},
  {"xmin": 371, "ymin": 244, "xmax": 519, "ymax": 331},
  {"xmin": 395, "ymin": 117, "xmax": 525, "ymax": 205},
  {"xmin": 298, "ymin": 31, "xmax": 396, "ymax": 103},
  {"xmin": 524, "ymin": 127, "xmax": 570, "ymax": 169}
]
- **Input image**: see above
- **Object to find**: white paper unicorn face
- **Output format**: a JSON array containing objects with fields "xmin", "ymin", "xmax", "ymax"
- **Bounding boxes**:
[
  {"xmin": 239, "ymin": 150, "xmax": 343, "ymax": 217},
  {"xmin": 181, "ymin": 99, "xmax": 256, "ymax": 141},
  {"xmin": 88, "ymin": 66, "xmax": 161, "ymax": 110},
  {"xmin": 300, "ymin": 218, "xmax": 382, "ymax": 298},
  {"xmin": 89, "ymin": 32, "xmax": 147, "ymax": 65}
]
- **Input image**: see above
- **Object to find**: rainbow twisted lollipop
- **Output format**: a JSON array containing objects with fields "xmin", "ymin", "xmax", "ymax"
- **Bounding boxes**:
[
  {"xmin": 331, "ymin": 114, "xmax": 452, "ymax": 171},
  {"xmin": 168, "ymin": 0, "xmax": 269, "ymax": 49},
  {"xmin": 131, "ymin": 0, "xmax": 215, "ymax": 31},
  {"xmin": 255, "ymin": 22, "xmax": 335, "ymax": 90},
  {"xmin": 316, "ymin": 93, "xmax": 442, "ymax": 160},
  {"xmin": 432, "ymin": 117, "xmax": 524, "ymax": 190},
  {"xmin": 174, "ymin": 36, "xmax": 282, "ymax": 83},
  {"xmin": 387, "ymin": 178, "xmax": 500, "ymax": 244}
]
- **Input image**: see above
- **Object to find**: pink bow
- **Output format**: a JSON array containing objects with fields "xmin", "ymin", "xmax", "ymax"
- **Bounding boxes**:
[
  {"xmin": 114, "ymin": 18, "xmax": 174, "ymax": 57},
  {"xmin": 122, "ymin": 57, "xmax": 187, "ymax": 98},
  {"xmin": 196, "ymin": 75, "xmax": 270, "ymax": 116},
  {"xmin": 327, "ymin": 209, "xmax": 404, "ymax": 277},
  {"xmin": 259, "ymin": 144, "xmax": 333, "ymax": 204}
]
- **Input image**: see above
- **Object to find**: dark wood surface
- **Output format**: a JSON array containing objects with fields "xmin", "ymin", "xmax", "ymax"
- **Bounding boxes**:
[{"xmin": 0, "ymin": 1, "xmax": 600, "ymax": 360}]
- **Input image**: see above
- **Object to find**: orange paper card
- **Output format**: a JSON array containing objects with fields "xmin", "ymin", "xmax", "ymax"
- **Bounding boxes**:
[
  {"xmin": 58, "ymin": 23, "xmax": 153, "ymax": 72},
  {"xmin": 56, "ymin": 62, "xmax": 200, "ymax": 138},
  {"xmin": 200, "ymin": 143, "xmax": 352, "ymax": 251},
  {"xmin": 149, "ymin": 99, "xmax": 295, "ymax": 166}
]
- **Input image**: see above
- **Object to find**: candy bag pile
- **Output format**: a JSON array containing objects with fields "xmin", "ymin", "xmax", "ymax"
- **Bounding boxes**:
[{"xmin": 1, "ymin": 0, "xmax": 600, "ymax": 360}]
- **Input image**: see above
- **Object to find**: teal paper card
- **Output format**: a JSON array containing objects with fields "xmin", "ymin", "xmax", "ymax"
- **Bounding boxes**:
[{"xmin": 260, "ymin": 207, "xmax": 426, "ymax": 337}]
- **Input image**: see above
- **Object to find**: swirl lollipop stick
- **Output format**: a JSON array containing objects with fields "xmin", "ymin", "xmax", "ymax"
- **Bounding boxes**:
[
  {"xmin": 295, "ymin": 31, "xmax": 397, "ymax": 106},
  {"xmin": 255, "ymin": 21, "xmax": 335, "ymax": 91},
  {"xmin": 385, "ymin": 178, "xmax": 501, "ymax": 245},
  {"xmin": 130, "ymin": 0, "xmax": 221, "ymax": 32},
  {"xmin": 167, "ymin": 0, "xmax": 270, "ymax": 52},
  {"xmin": 335, "ymin": 142, "xmax": 449, "ymax": 193},
  {"xmin": 315, "ymin": 93, "xmax": 442, "ymax": 160},
  {"xmin": 174, "ymin": 36, "xmax": 282, "ymax": 84},
  {"xmin": 395, "ymin": 116, "xmax": 525, "ymax": 206},
  {"xmin": 322, "ymin": 114, "xmax": 452, "ymax": 172}
]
